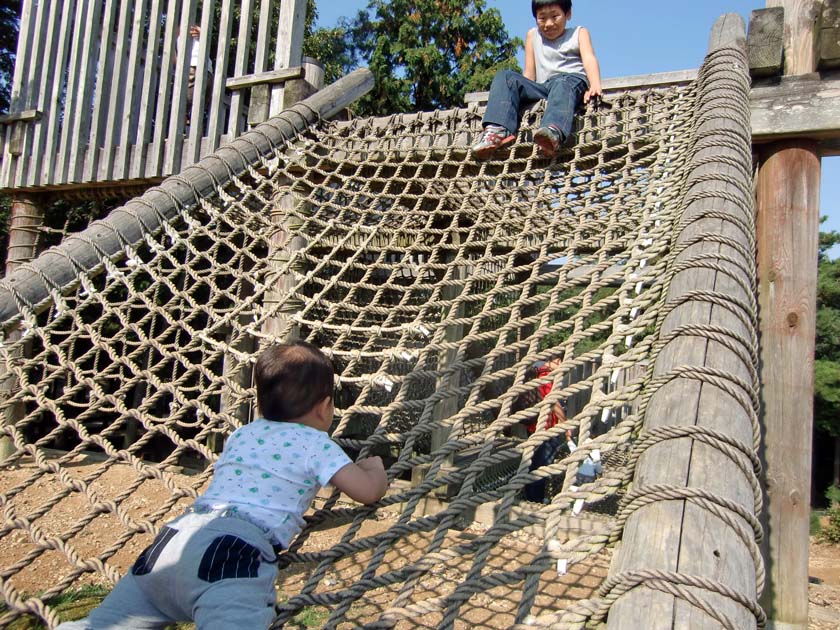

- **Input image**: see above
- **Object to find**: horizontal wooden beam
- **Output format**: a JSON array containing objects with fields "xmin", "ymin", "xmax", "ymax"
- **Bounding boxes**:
[
  {"xmin": 464, "ymin": 69, "xmax": 699, "ymax": 104},
  {"xmin": 225, "ymin": 66, "xmax": 305, "ymax": 91},
  {"xmin": 750, "ymin": 71, "xmax": 840, "ymax": 153},
  {"xmin": 0, "ymin": 110, "xmax": 42, "ymax": 125}
]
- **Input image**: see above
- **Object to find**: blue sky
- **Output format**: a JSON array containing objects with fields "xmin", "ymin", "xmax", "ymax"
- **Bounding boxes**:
[{"xmin": 315, "ymin": 0, "xmax": 840, "ymax": 257}]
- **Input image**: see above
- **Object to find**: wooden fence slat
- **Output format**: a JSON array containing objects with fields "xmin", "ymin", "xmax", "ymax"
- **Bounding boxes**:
[
  {"xmin": 184, "ymin": 0, "xmax": 215, "ymax": 166},
  {"xmin": 14, "ymin": 0, "xmax": 50, "ymax": 188},
  {"xmin": 148, "ymin": 0, "xmax": 182, "ymax": 178},
  {"xmin": 81, "ymin": 0, "xmax": 119, "ymax": 183},
  {"xmin": 40, "ymin": 1, "xmax": 76, "ymax": 187},
  {"xmin": 246, "ymin": 0, "xmax": 275, "ymax": 126},
  {"xmin": 164, "ymin": 0, "xmax": 199, "ymax": 176},
  {"xmin": 206, "ymin": 0, "xmax": 236, "ymax": 153},
  {"xmin": 271, "ymin": 0, "xmax": 306, "ymax": 115},
  {"xmin": 1, "ymin": 0, "xmax": 36, "ymax": 188},
  {"xmin": 61, "ymin": 0, "xmax": 103, "ymax": 184},
  {"xmin": 112, "ymin": 0, "xmax": 149, "ymax": 181},
  {"xmin": 226, "ymin": 0, "xmax": 257, "ymax": 139},
  {"xmin": 100, "ymin": 0, "xmax": 135, "ymax": 181},
  {"xmin": 131, "ymin": 0, "xmax": 164, "ymax": 180}
]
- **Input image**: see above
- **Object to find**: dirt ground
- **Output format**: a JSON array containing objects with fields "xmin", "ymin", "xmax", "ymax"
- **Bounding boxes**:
[
  {"xmin": 809, "ymin": 539, "xmax": 840, "ymax": 629},
  {"xmin": 0, "ymin": 456, "xmax": 838, "ymax": 628}
]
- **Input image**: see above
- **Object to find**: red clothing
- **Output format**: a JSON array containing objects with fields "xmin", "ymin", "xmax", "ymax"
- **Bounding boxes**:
[{"xmin": 526, "ymin": 364, "xmax": 559, "ymax": 434}]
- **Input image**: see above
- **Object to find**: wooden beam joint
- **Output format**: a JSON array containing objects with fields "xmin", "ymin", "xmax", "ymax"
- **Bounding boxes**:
[
  {"xmin": 225, "ymin": 66, "xmax": 305, "ymax": 91},
  {"xmin": 818, "ymin": 0, "xmax": 840, "ymax": 70},
  {"xmin": 748, "ymin": 7, "xmax": 785, "ymax": 77}
]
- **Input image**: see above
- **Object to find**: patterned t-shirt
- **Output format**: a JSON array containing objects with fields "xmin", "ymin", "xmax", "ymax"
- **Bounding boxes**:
[{"xmin": 194, "ymin": 419, "xmax": 351, "ymax": 548}]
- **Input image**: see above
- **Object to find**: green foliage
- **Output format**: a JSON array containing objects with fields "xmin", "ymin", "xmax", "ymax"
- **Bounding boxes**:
[
  {"xmin": 816, "ymin": 223, "xmax": 840, "ymax": 439},
  {"xmin": 0, "ymin": 0, "xmax": 18, "ymax": 114},
  {"xmin": 811, "ymin": 509, "xmax": 824, "ymax": 536},
  {"xmin": 828, "ymin": 483, "xmax": 840, "ymax": 506},
  {"xmin": 341, "ymin": 0, "xmax": 522, "ymax": 116},
  {"xmin": 820, "ymin": 505, "xmax": 840, "ymax": 544}
]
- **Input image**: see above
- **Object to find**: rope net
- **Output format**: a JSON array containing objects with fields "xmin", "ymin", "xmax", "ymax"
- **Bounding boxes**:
[{"xmin": 0, "ymin": 48, "xmax": 760, "ymax": 630}]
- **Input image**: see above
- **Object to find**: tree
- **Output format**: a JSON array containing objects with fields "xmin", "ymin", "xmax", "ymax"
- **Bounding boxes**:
[
  {"xmin": 342, "ymin": 0, "xmax": 522, "ymax": 116},
  {"xmin": 0, "ymin": 0, "xmax": 17, "ymax": 114},
  {"xmin": 303, "ymin": 0, "xmax": 353, "ymax": 85},
  {"xmin": 816, "ymin": 224, "xmax": 840, "ymax": 490}
]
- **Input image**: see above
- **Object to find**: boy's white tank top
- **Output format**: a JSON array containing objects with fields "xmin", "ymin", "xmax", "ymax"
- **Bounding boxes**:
[{"xmin": 531, "ymin": 26, "xmax": 587, "ymax": 83}]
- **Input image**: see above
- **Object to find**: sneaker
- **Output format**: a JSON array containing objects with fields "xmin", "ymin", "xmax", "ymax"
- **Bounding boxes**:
[
  {"xmin": 471, "ymin": 124, "xmax": 515, "ymax": 159},
  {"xmin": 534, "ymin": 125, "xmax": 563, "ymax": 157}
]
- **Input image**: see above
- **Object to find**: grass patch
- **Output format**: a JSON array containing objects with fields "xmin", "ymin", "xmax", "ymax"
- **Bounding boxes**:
[
  {"xmin": 288, "ymin": 606, "xmax": 331, "ymax": 628},
  {"xmin": 1, "ymin": 587, "xmax": 328, "ymax": 629},
  {"xmin": 2, "ymin": 585, "xmax": 110, "ymax": 629},
  {"xmin": 811, "ymin": 509, "xmax": 825, "ymax": 536}
]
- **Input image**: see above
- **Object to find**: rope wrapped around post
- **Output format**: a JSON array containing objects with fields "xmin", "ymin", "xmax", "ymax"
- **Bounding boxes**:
[{"xmin": 603, "ymin": 14, "xmax": 764, "ymax": 630}]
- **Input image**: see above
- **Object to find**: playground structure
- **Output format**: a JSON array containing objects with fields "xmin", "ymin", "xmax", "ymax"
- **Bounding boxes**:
[{"xmin": 0, "ymin": 1, "xmax": 837, "ymax": 629}]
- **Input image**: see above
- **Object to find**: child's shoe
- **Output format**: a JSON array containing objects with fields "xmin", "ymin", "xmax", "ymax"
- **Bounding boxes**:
[
  {"xmin": 534, "ymin": 125, "xmax": 563, "ymax": 157},
  {"xmin": 471, "ymin": 125, "xmax": 515, "ymax": 159}
]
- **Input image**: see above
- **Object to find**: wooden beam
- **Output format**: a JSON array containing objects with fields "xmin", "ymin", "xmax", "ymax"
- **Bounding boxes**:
[
  {"xmin": 464, "ymin": 69, "xmax": 699, "ymax": 104},
  {"xmin": 224, "ymin": 66, "xmax": 304, "ymax": 91},
  {"xmin": 818, "ymin": 0, "xmax": 840, "ymax": 70},
  {"xmin": 750, "ymin": 71, "xmax": 840, "ymax": 148},
  {"xmin": 0, "ymin": 110, "xmax": 42, "ymax": 125},
  {"xmin": 758, "ymin": 2, "xmax": 821, "ymax": 629},
  {"xmin": 749, "ymin": 7, "xmax": 785, "ymax": 77}
]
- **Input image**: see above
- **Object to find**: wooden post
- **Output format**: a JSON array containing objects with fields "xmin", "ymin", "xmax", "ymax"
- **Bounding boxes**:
[
  {"xmin": 607, "ymin": 15, "xmax": 760, "ymax": 629},
  {"xmin": 261, "ymin": 177, "xmax": 306, "ymax": 342},
  {"xmin": 0, "ymin": 193, "xmax": 45, "ymax": 459},
  {"xmin": 283, "ymin": 57, "xmax": 325, "ymax": 108},
  {"xmin": 758, "ymin": 2, "xmax": 822, "ymax": 629}
]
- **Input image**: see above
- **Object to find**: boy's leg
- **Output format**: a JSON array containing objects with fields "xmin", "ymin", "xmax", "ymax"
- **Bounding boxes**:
[
  {"xmin": 539, "ymin": 74, "xmax": 589, "ymax": 147},
  {"xmin": 56, "ymin": 574, "xmax": 173, "ymax": 630},
  {"xmin": 482, "ymin": 69, "xmax": 549, "ymax": 134},
  {"xmin": 474, "ymin": 70, "xmax": 548, "ymax": 158},
  {"xmin": 191, "ymin": 559, "xmax": 278, "ymax": 630}
]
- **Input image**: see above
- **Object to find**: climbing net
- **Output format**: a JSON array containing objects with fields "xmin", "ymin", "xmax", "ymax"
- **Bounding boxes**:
[{"xmin": 0, "ymin": 48, "xmax": 760, "ymax": 630}]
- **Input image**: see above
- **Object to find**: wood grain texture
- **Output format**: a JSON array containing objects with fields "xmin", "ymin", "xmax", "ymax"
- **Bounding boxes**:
[
  {"xmin": 607, "ymin": 14, "xmax": 759, "ymax": 630},
  {"xmin": 757, "ymin": 3, "xmax": 822, "ymax": 628}
]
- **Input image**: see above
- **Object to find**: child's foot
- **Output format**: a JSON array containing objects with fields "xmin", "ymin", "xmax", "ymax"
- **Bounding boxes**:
[
  {"xmin": 534, "ymin": 125, "xmax": 563, "ymax": 157},
  {"xmin": 471, "ymin": 125, "xmax": 515, "ymax": 159}
]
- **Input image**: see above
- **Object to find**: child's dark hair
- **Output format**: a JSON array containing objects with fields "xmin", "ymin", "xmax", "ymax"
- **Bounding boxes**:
[
  {"xmin": 512, "ymin": 363, "xmax": 544, "ymax": 414},
  {"xmin": 255, "ymin": 341, "xmax": 334, "ymax": 421},
  {"xmin": 532, "ymin": 0, "xmax": 571, "ymax": 17}
]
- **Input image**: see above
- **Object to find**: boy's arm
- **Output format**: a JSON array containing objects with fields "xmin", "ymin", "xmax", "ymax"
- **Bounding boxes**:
[
  {"xmin": 330, "ymin": 456, "xmax": 388, "ymax": 505},
  {"xmin": 524, "ymin": 29, "xmax": 536, "ymax": 81},
  {"xmin": 578, "ymin": 27, "xmax": 602, "ymax": 102}
]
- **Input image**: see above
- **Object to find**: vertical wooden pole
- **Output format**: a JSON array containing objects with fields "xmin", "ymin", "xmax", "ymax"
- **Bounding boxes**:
[
  {"xmin": 5, "ymin": 193, "xmax": 44, "ymax": 275},
  {"xmin": 758, "ymin": 2, "xmax": 821, "ymax": 628},
  {"xmin": 262, "ymin": 177, "xmax": 306, "ymax": 342},
  {"xmin": 0, "ymin": 192, "xmax": 45, "ymax": 459}
]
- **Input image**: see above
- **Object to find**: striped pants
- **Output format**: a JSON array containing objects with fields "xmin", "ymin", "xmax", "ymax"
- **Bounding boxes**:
[{"xmin": 56, "ymin": 512, "xmax": 278, "ymax": 630}]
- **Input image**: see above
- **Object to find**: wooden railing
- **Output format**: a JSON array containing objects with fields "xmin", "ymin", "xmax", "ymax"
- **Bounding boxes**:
[{"xmin": 0, "ymin": 0, "xmax": 316, "ymax": 192}]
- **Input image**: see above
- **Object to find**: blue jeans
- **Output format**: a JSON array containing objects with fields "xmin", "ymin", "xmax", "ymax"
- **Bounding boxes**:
[
  {"xmin": 525, "ymin": 435, "xmax": 564, "ymax": 502},
  {"xmin": 482, "ymin": 69, "xmax": 588, "ymax": 141}
]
